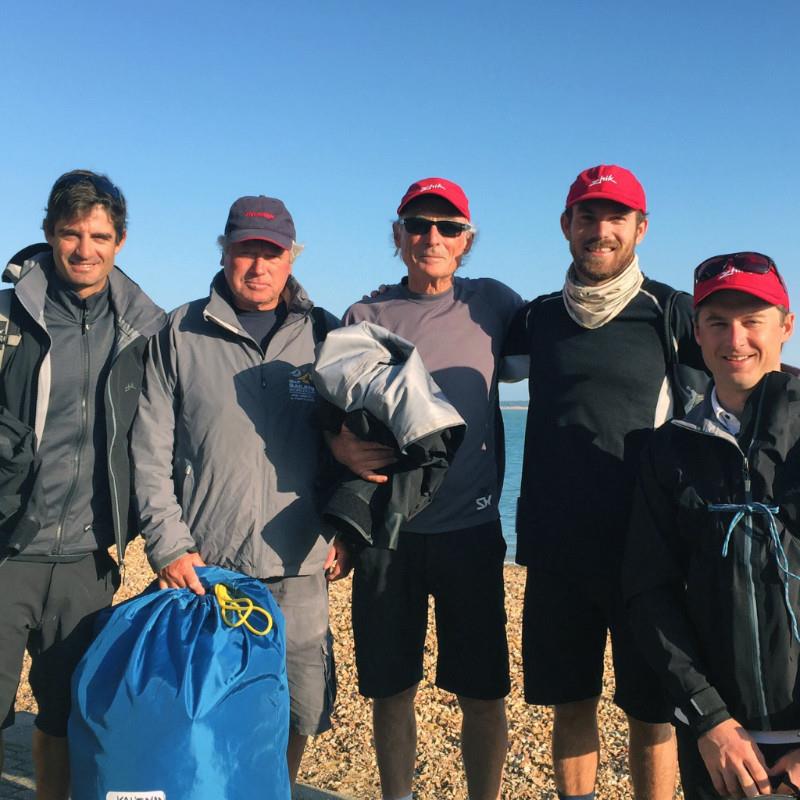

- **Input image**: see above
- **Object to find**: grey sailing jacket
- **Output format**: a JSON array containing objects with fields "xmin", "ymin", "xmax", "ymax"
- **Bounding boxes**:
[
  {"xmin": 0, "ymin": 245, "xmax": 166, "ymax": 562},
  {"xmin": 313, "ymin": 321, "xmax": 466, "ymax": 549},
  {"xmin": 132, "ymin": 272, "xmax": 338, "ymax": 578}
]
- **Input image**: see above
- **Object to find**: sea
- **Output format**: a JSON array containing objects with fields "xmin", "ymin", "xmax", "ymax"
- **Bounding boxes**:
[{"xmin": 499, "ymin": 402, "xmax": 527, "ymax": 563}]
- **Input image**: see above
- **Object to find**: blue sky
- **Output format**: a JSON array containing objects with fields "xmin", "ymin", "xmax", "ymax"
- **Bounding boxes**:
[{"xmin": 1, "ymin": 1, "xmax": 798, "ymax": 399}]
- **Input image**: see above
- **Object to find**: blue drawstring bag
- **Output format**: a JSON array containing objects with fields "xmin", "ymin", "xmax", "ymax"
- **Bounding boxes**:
[{"xmin": 69, "ymin": 566, "xmax": 290, "ymax": 800}]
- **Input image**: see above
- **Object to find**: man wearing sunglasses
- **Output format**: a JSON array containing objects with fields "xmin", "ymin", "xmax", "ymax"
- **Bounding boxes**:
[
  {"xmin": 505, "ymin": 165, "xmax": 712, "ymax": 800},
  {"xmin": 0, "ymin": 170, "xmax": 165, "ymax": 800},
  {"xmin": 624, "ymin": 254, "xmax": 800, "ymax": 799},
  {"xmin": 328, "ymin": 177, "xmax": 525, "ymax": 800}
]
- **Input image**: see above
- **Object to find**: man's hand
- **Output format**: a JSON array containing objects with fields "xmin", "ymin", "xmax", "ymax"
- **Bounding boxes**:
[
  {"xmin": 361, "ymin": 284, "xmax": 390, "ymax": 301},
  {"xmin": 768, "ymin": 747, "xmax": 800, "ymax": 796},
  {"xmin": 698, "ymin": 718, "xmax": 771, "ymax": 797},
  {"xmin": 326, "ymin": 424, "xmax": 396, "ymax": 484},
  {"xmin": 324, "ymin": 537, "xmax": 352, "ymax": 582},
  {"xmin": 158, "ymin": 552, "xmax": 207, "ymax": 595}
]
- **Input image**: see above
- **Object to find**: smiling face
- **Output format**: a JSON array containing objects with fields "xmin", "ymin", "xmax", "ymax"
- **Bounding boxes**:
[
  {"xmin": 223, "ymin": 239, "xmax": 292, "ymax": 311},
  {"xmin": 45, "ymin": 205, "xmax": 126, "ymax": 298},
  {"xmin": 561, "ymin": 199, "xmax": 647, "ymax": 285},
  {"xmin": 694, "ymin": 290, "xmax": 794, "ymax": 413},
  {"xmin": 393, "ymin": 196, "xmax": 473, "ymax": 294}
]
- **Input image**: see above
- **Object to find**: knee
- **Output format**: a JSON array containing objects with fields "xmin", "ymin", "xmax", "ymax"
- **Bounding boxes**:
[
  {"xmin": 627, "ymin": 717, "xmax": 675, "ymax": 747},
  {"xmin": 373, "ymin": 684, "xmax": 419, "ymax": 717},
  {"xmin": 457, "ymin": 696, "xmax": 506, "ymax": 723},
  {"xmin": 553, "ymin": 697, "xmax": 600, "ymax": 728}
]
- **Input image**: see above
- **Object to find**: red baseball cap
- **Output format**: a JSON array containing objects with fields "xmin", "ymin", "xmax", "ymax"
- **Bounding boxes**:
[
  {"xmin": 566, "ymin": 165, "xmax": 647, "ymax": 214},
  {"xmin": 693, "ymin": 252, "xmax": 790, "ymax": 310},
  {"xmin": 397, "ymin": 177, "xmax": 471, "ymax": 220}
]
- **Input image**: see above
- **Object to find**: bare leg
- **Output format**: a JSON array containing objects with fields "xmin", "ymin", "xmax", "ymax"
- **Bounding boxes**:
[
  {"xmin": 552, "ymin": 697, "xmax": 600, "ymax": 796},
  {"xmin": 373, "ymin": 683, "xmax": 419, "ymax": 800},
  {"xmin": 458, "ymin": 696, "xmax": 507, "ymax": 800},
  {"xmin": 627, "ymin": 716, "xmax": 677, "ymax": 800},
  {"xmin": 287, "ymin": 730, "xmax": 308, "ymax": 785},
  {"xmin": 32, "ymin": 728, "xmax": 69, "ymax": 800}
]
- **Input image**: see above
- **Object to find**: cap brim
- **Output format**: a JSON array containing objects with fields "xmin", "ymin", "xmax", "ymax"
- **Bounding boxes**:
[
  {"xmin": 398, "ymin": 193, "xmax": 470, "ymax": 220},
  {"xmin": 227, "ymin": 230, "xmax": 292, "ymax": 250},
  {"xmin": 567, "ymin": 190, "xmax": 644, "ymax": 212},
  {"xmin": 694, "ymin": 276, "xmax": 789, "ymax": 309}
]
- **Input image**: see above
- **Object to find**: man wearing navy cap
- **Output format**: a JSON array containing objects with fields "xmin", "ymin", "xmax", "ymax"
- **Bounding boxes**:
[
  {"xmin": 131, "ymin": 196, "xmax": 342, "ymax": 785},
  {"xmin": 625, "ymin": 254, "xmax": 799, "ymax": 798},
  {"xmin": 506, "ymin": 165, "xmax": 709, "ymax": 799}
]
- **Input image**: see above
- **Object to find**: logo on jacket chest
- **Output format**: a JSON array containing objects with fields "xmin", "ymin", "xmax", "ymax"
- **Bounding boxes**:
[
  {"xmin": 288, "ymin": 368, "xmax": 317, "ymax": 402},
  {"xmin": 106, "ymin": 792, "xmax": 166, "ymax": 800}
]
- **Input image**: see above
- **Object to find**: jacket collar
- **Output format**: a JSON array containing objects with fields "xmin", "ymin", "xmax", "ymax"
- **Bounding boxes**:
[
  {"xmin": 202, "ymin": 271, "xmax": 313, "ymax": 335},
  {"xmin": 671, "ymin": 371, "xmax": 796, "ymax": 449},
  {"xmin": 5, "ymin": 244, "xmax": 165, "ymax": 346}
]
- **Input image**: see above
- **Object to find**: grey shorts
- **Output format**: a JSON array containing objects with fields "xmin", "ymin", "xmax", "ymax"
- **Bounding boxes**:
[
  {"xmin": 0, "ymin": 552, "xmax": 119, "ymax": 736},
  {"xmin": 263, "ymin": 571, "xmax": 336, "ymax": 736}
]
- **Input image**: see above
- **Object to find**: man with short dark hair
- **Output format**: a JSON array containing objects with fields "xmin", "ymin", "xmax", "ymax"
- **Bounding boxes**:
[
  {"xmin": 506, "ymin": 165, "xmax": 708, "ymax": 800},
  {"xmin": 131, "ymin": 195, "xmax": 341, "ymax": 785},
  {"xmin": 625, "ymin": 253, "xmax": 799, "ymax": 799},
  {"xmin": 0, "ymin": 170, "xmax": 165, "ymax": 800},
  {"xmin": 331, "ymin": 177, "xmax": 525, "ymax": 800}
]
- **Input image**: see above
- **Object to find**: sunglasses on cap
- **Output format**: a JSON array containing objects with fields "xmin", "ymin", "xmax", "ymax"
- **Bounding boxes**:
[
  {"xmin": 400, "ymin": 217, "xmax": 473, "ymax": 238},
  {"xmin": 694, "ymin": 251, "xmax": 780, "ymax": 285}
]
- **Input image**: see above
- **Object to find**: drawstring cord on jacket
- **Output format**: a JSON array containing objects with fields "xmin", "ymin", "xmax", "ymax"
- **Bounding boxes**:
[{"xmin": 711, "ymin": 501, "xmax": 800, "ymax": 644}]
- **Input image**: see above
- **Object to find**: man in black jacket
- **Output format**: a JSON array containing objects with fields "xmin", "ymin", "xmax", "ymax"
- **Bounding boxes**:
[
  {"xmin": 625, "ymin": 253, "xmax": 798, "ymax": 799},
  {"xmin": 0, "ymin": 171, "xmax": 165, "ymax": 799}
]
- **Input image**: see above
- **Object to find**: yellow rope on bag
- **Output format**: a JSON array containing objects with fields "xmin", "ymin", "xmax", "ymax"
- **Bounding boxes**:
[{"xmin": 214, "ymin": 583, "xmax": 273, "ymax": 636}]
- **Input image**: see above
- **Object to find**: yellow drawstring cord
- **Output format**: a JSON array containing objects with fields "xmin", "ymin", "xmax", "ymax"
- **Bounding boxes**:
[{"xmin": 214, "ymin": 583, "xmax": 273, "ymax": 636}]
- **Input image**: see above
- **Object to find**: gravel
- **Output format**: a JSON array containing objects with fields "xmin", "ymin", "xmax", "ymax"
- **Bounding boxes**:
[{"xmin": 15, "ymin": 539, "xmax": 683, "ymax": 799}]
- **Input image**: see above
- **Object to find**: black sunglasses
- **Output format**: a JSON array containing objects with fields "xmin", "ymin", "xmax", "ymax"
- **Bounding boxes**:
[
  {"xmin": 400, "ymin": 217, "xmax": 473, "ymax": 238},
  {"xmin": 694, "ymin": 251, "xmax": 777, "ymax": 285}
]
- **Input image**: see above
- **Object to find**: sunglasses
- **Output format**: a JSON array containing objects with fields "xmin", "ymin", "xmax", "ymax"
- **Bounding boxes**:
[
  {"xmin": 400, "ymin": 217, "xmax": 473, "ymax": 238},
  {"xmin": 694, "ymin": 251, "xmax": 778, "ymax": 285}
]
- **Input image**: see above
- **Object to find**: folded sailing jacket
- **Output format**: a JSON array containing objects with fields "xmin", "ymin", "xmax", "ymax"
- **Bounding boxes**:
[{"xmin": 313, "ymin": 321, "xmax": 466, "ymax": 550}]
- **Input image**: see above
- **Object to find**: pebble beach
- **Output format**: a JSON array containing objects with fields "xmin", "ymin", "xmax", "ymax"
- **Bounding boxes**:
[{"xmin": 15, "ymin": 538, "xmax": 683, "ymax": 799}]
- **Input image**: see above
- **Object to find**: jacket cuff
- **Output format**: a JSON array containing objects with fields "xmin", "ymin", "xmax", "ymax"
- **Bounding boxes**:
[
  {"xmin": 683, "ymin": 687, "xmax": 731, "ymax": 736},
  {"xmin": 148, "ymin": 545, "xmax": 193, "ymax": 573}
]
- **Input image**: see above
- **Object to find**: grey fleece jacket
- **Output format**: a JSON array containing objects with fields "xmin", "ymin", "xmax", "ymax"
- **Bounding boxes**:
[{"xmin": 132, "ymin": 272, "xmax": 338, "ymax": 578}]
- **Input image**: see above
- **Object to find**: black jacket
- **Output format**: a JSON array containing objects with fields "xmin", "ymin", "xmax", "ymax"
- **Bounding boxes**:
[
  {"xmin": 624, "ymin": 372, "xmax": 800, "ymax": 736},
  {"xmin": 0, "ymin": 245, "xmax": 166, "ymax": 563}
]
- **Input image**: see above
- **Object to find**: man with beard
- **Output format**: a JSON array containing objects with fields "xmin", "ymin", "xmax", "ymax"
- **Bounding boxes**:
[{"xmin": 506, "ymin": 165, "xmax": 706, "ymax": 800}]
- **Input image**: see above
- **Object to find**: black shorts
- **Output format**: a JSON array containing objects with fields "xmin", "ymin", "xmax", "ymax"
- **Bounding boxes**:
[
  {"xmin": 522, "ymin": 566, "xmax": 672, "ymax": 723},
  {"xmin": 0, "ymin": 552, "xmax": 119, "ymax": 736},
  {"xmin": 352, "ymin": 520, "xmax": 510, "ymax": 701}
]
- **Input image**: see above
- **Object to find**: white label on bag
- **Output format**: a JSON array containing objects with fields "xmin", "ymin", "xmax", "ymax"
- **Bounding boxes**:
[{"xmin": 106, "ymin": 792, "xmax": 166, "ymax": 800}]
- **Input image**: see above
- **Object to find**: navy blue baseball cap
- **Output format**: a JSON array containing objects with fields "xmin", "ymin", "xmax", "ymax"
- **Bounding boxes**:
[{"xmin": 224, "ymin": 196, "xmax": 296, "ymax": 250}]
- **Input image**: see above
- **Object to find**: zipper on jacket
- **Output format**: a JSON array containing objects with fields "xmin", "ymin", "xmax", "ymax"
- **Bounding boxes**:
[
  {"xmin": 55, "ymin": 304, "xmax": 91, "ymax": 555},
  {"xmin": 740, "ymin": 452, "xmax": 770, "ymax": 726}
]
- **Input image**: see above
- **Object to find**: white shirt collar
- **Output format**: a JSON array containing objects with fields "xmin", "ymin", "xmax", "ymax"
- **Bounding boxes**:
[{"xmin": 711, "ymin": 387, "xmax": 741, "ymax": 436}]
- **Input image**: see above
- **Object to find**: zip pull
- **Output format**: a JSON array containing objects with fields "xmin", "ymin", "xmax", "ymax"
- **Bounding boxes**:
[
  {"xmin": 81, "ymin": 306, "xmax": 89, "ymax": 334},
  {"xmin": 743, "ymin": 456, "xmax": 752, "ymax": 503}
]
